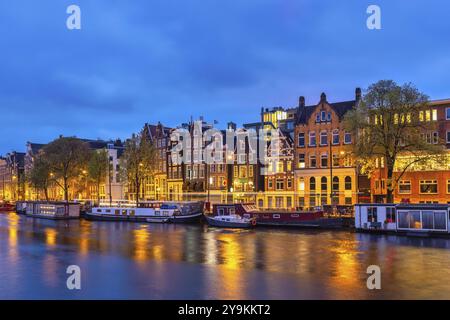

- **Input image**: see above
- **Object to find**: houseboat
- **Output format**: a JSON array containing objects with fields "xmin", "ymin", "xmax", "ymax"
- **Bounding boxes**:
[
  {"xmin": 15, "ymin": 201, "xmax": 28, "ymax": 214},
  {"xmin": 0, "ymin": 202, "xmax": 15, "ymax": 212},
  {"xmin": 85, "ymin": 201, "xmax": 204, "ymax": 223},
  {"xmin": 355, "ymin": 203, "xmax": 450, "ymax": 237},
  {"xmin": 24, "ymin": 201, "xmax": 81, "ymax": 220},
  {"xmin": 212, "ymin": 203, "xmax": 351, "ymax": 228}
]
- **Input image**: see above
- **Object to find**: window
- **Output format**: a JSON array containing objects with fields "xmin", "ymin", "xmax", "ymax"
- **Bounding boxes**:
[
  {"xmin": 287, "ymin": 178, "xmax": 292, "ymax": 189},
  {"xmin": 309, "ymin": 155, "xmax": 316, "ymax": 168},
  {"xmin": 298, "ymin": 197, "xmax": 305, "ymax": 207},
  {"xmin": 298, "ymin": 153, "xmax": 305, "ymax": 168},
  {"xmin": 398, "ymin": 180, "xmax": 411, "ymax": 194},
  {"xmin": 448, "ymin": 180, "xmax": 450, "ymax": 194},
  {"xmin": 386, "ymin": 207, "xmax": 396, "ymax": 223},
  {"xmin": 276, "ymin": 161, "xmax": 284, "ymax": 173},
  {"xmin": 316, "ymin": 113, "xmax": 320, "ymax": 122},
  {"xmin": 276, "ymin": 179, "xmax": 284, "ymax": 190},
  {"xmin": 287, "ymin": 197, "xmax": 292, "ymax": 208},
  {"xmin": 320, "ymin": 131, "xmax": 328, "ymax": 145},
  {"xmin": 345, "ymin": 197, "xmax": 352, "ymax": 205},
  {"xmin": 344, "ymin": 132, "xmax": 352, "ymax": 144},
  {"xmin": 432, "ymin": 109, "xmax": 438, "ymax": 121},
  {"xmin": 321, "ymin": 177, "xmax": 327, "ymax": 192},
  {"xmin": 367, "ymin": 207, "xmax": 378, "ymax": 223},
  {"xmin": 321, "ymin": 111, "xmax": 326, "ymax": 122},
  {"xmin": 345, "ymin": 176, "xmax": 352, "ymax": 190},
  {"xmin": 309, "ymin": 131, "xmax": 316, "ymax": 146},
  {"xmin": 327, "ymin": 112, "xmax": 332, "ymax": 122},
  {"xmin": 332, "ymin": 177, "xmax": 339, "ymax": 192},
  {"xmin": 310, "ymin": 177, "xmax": 316, "ymax": 191},
  {"xmin": 317, "ymin": 154, "xmax": 326, "ymax": 168},
  {"xmin": 447, "ymin": 131, "xmax": 450, "ymax": 143},
  {"xmin": 268, "ymin": 179, "xmax": 273, "ymax": 189},
  {"xmin": 298, "ymin": 132, "xmax": 305, "ymax": 147},
  {"xmin": 446, "ymin": 107, "xmax": 450, "ymax": 120},
  {"xmin": 420, "ymin": 180, "xmax": 438, "ymax": 194},
  {"xmin": 249, "ymin": 166, "xmax": 253, "ymax": 177},
  {"xmin": 332, "ymin": 130, "xmax": 339, "ymax": 144},
  {"xmin": 298, "ymin": 178, "xmax": 305, "ymax": 191}
]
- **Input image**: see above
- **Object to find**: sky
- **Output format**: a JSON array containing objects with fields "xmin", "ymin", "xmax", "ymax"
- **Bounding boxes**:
[{"xmin": 1, "ymin": 0, "xmax": 450, "ymax": 152}]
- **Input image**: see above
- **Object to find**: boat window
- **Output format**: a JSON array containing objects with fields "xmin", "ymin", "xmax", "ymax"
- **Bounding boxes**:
[
  {"xmin": 367, "ymin": 207, "xmax": 377, "ymax": 223},
  {"xmin": 129, "ymin": 210, "xmax": 135, "ymax": 216},
  {"xmin": 229, "ymin": 208, "xmax": 235, "ymax": 214},
  {"xmin": 96, "ymin": 209, "xmax": 102, "ymax": 213},
  {"xmin": 386, "ymin": 207, "xmax": 396, "ymax": 223},
  {"xmin": 218, "ymin": 208, "xmax": 224, "ymax": 216},
  {"xmin": 291, "ymin": 214, "xmax": 299, "ymax": 217},
  {"xmin": 115, "ymin": 210, "xmax": 120, "ymax": 215},
  {"xmin": 273, "ymin": 214, "xmax": 280, "ymax": 219},
  {"xmin": 105, "ymin": 209, "xmax": 111, "ymax": 213},
  {"xmin": 434, "ymin": 211, "xmax": 447, "ymax": 230},
  {"xmin": 122, "ymin": 210, "xmax": 127, "ymax": 215}
]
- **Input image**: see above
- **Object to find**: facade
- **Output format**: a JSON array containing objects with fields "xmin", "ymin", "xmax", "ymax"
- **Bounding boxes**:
[
  {"xmin": 142, "ymin": 122, "xmax": 172, "ymax": 201},
  {"xmin": 24, "ymin": 139, "xmax": 124, "ymax": 202},
  {"xmin": 294, "ymin": 90, "xmax": 361, "ymax": 209},
  {"xmin": 371, "ymin": 99, "xmax": 450, "ymax": 204},
  {"xmin": 0, "ymin": 151, "xmax": 25, "ymax": 201}
]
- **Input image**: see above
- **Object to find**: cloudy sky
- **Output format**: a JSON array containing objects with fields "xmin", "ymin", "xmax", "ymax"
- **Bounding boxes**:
[{"xmin": 1, "ymin": 0, "xmax": 449, "ymax": 152}]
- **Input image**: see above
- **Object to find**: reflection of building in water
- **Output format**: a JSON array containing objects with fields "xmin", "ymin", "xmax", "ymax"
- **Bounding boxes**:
[
  {"xmin": 133, "ymin": 228, "xmax": 150, "ymax": 262},
  {"xmin": 45, "ymin": 228, "xmax": 57, "ymax": 247}
]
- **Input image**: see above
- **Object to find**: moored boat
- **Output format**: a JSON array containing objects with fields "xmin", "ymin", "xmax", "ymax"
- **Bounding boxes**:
[
  {"xmin": 205, "ymin": 213, "xmax": 256, "ymax": 228},
  {"xmin": 0, "ymin": 202, "xmax": 15, "ymax": 212},
  {"xmin": 85, "ymin": 201, "xmax": 204, "ymax": 223},
  {"xmin": 24, "ymin": 201, "xmax": 81, "ymax": 220},
  {"xmin": 212, "ymin": 203, "xmax": 351, "ymax": 228}
]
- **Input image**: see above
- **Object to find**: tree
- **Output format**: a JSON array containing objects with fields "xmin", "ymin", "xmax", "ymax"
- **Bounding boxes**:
[
  {"xmin": 121, "ymin": 130, "xmax": 157, "ymax": 206},
  {"xmin": 345, "ymin": 80, "xmax": 446, "ymax": 203},
  {"xmin": 27, "ymin": 155, "xmax": 51, "ymax": 201},
  {"xmin": 43, "ymin": 137, "xmax": 90, "ymax": 201},
  {"xmin": 87, "ymin": 149, "xmax": 109, "ymax": 205}
]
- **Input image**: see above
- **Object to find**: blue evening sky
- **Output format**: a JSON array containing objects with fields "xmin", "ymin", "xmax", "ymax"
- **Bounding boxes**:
[{"xmin": 1, "ymin": 0, "xmax": 449, "ymax": 152}]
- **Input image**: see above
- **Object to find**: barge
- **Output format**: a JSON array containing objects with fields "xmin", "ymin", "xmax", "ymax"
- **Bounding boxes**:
[
  {"xmin": 85, "ymin": 201, "xmax": 204, "ymax": 223},
  {"xmin": 0, "ymin": 202, "xmax": 15, "ymax": 212},
  {"xmin": 212, "ymin": 203, "xmax": 352, "ymax": 229},
  {"xmin": 355, "ymin": 203, "xmax": 450, "ymax": 237},
  {"xmin": 24, "ymin": 201, "xmax": 81, "ymax": 220}
]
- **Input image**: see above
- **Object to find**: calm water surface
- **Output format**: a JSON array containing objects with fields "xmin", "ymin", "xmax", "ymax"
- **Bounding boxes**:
[{"xmin": 1, "ymin": 212, "xmax": 450, "ymax": 299}]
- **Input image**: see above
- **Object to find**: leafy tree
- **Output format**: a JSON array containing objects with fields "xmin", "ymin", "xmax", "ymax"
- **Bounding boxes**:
[
  {"xmin": 43, "ymin": 137, "xmax": 90, "ymax": 201},
  {"xmin": 87, "ymin": 149, "xmax": 109, "ymax": 205},
  {"xmin": 27, "ymin": 155, "xmax": 51, "ymax": 201},
  {"xmin": 345, "ymin": 80, "xmax": 446, "ymax": 203},
  {"xmin": 121, "ymin": 130, "xmax": 157, "ymax": 206}
]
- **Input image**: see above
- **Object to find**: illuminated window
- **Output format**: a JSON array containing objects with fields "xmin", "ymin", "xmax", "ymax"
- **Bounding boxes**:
[
  {"xmin": 447, "ymin": 180, "xmax": 450, "ymax": 194},
  {"xmin": 332, "ymin": 176, "xmax": 339, "ymax": 192},
  {"xmin": 298, "ymin": 153, "xmax": 305, "ymax": 168},
  {"xmin": 276, "ymin": 162, "xmax": 284, "ymax": 173},
  {"xmin": 276, "ymin": 179, "xmax": 284, "ymax": 190},
  {"xmin": 426, "ymin": 110, "xmax": 431, "ymax": 121},
  {"xmin": 432, "ymin": 109, "xmax": 438, "ymax": 121},
  {"xmin": 298, "ymin": 178, "xmax": 305, "ymax": 191}
]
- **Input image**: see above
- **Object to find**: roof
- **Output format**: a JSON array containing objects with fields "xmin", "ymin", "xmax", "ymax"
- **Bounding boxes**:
[{"xmin": 296, "ymin": 100, "xmax": 356, "ymax": 125}]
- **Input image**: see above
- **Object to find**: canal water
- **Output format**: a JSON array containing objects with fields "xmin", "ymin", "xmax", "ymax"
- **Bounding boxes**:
[{"xmin": 1, "ymin": 212, "xmax": 450, "ymax": 299}]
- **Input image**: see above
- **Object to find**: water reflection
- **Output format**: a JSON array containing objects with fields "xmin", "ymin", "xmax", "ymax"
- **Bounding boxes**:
[{"xmin": 1, "ymin": 212, "xmax": 450, "ymax": 299}]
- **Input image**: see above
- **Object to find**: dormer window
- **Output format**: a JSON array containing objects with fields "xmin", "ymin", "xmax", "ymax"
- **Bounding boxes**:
[
  {"xmin": 321, "ymin": 111, "xmax": 326, "ymax": 122},
  {"xmin": 316, "ymin": 113, "xmax": 320, "ymax": 122},
  {"xmin": 327, "ymin": 112, "xmax": 332, "ymax": 121}
]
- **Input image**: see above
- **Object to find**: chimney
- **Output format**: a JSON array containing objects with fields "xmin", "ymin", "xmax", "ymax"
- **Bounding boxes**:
[
  {"xmin": 355, "ymin": 87, "xmax": 362, "ymax": 101},
  {"xmin": 227, "ymin": 122, "xmax": 237, "ymax": 130},
  {"xmin": 298, "ymin": 96, "xmax": 305, "ymax": 108},
  {"xmin": 320, "ymin": 92, "xmax": 327, "ymax": 103}
]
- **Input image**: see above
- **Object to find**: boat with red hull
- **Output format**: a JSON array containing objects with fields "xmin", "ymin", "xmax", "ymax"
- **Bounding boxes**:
[
  {"xmin": 0, "ymin": 202, "xmax": 15, "ymax": 212},
  {"xmin": 211, "ymin": 203, "xmax": 353, "ymax": 229}
]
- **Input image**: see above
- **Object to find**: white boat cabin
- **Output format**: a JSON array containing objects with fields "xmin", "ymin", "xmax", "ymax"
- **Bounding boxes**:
[{"xmin": 355, "ymin": 203, "xmax": 450, "ymax": 234}]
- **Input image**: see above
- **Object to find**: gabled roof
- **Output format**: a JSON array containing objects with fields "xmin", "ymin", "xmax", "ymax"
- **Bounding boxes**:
[{"xmin": 296, "ymin": 100, "xmax": 356, "ymax": 125}]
